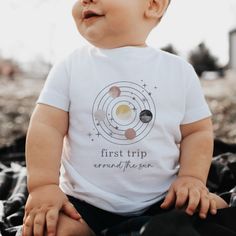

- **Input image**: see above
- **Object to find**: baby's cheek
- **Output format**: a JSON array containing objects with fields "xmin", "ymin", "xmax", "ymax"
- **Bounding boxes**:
[{"xmin": 72, "ymin": 1, "xmax": 83, "ymax": 20}]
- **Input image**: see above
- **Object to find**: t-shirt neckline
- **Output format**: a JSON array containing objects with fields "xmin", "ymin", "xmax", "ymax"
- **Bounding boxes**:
[{"xmin": 94, "ymin": 45, "xmax": 154, "ymax": 56}]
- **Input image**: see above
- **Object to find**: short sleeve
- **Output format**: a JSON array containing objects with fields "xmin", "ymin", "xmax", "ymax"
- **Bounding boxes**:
[
  {"xmin": 37, "ymin": 60, "xmax": 70, "ymax": 112},
  {"xmin": 181, "ymin": 64, "xmax": 211, "ymax": 124}
]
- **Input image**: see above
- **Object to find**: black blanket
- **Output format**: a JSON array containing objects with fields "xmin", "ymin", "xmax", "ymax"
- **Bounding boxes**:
[{"xmin": 0, "ymin": 136, "xmax": 236, "ymax": 236}]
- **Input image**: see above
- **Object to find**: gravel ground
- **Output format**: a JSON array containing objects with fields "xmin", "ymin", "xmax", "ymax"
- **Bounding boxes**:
[
  {"xmin": 0, "ymin": 75, "xmax": 44, "ymax": 147},
  {"xmin": 0, "ymin": 70, "xmax": 236, "ymax": 148},
  {"xmin": 202, "ymin": 71, "xmax": 236, "ymax": 143}
]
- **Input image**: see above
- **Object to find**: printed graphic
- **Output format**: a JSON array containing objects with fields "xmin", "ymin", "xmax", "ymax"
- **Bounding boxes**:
[{"xmin": 91, "ymin": 81, "xmax": 156, "ymax": 145}]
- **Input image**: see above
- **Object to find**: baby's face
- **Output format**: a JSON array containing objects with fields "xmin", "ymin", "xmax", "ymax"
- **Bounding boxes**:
[{"xmin": 72, "ymin": 0, "xmax": 149, "ymax": 48}]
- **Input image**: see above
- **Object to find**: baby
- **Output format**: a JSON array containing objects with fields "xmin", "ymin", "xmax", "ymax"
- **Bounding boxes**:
[{"xmin": 22, "ymin": 0, "xmax": 228, "ymax": 235}]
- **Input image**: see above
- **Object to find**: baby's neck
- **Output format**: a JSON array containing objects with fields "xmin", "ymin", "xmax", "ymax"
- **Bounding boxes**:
[
  {"xmin": 97, "ymin": 42, "xmax": 147, "ymax": 49},
  {"xmin": 89, "ymin": 35, "xmax": 148, "ymax": 49}
]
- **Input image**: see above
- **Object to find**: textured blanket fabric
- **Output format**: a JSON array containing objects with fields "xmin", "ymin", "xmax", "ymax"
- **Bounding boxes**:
[
  {"xmin": 141, "ymin": 207, "xmax": 236, "ymax": 236},
  {"xmin": 0, "ymin": 136, "xmax": 236, "ymax": 236}
]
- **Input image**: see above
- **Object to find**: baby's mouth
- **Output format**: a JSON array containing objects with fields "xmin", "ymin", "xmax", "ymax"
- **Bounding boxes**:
[{"xmin": 83, "ymin": 10, "xmax": 104, "ymax": 20}]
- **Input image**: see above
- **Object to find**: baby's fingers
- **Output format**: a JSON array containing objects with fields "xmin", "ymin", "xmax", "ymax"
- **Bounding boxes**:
[
  {"xmin": 160, "ymin": 188, "xmax": 175, "ymax": 209},
  {"xmin": 185, "ymin": 188, "xmax": 200, "ymax": 215},
  {"xmin": 175, "ymin": 188, "xmax": 188, "ymax": 209},
  {"xmin": 23, "ymin": 214, "xmax": 34, "ymax": 236},
  {"xmin": 62, "ymin": 201, "xmax": 81, "ymax": 220},
  {"xmin": 46, "ymin": 208, "xmax": 59, "ymax": 236},
  {"xmin": 199, "ymin": 193, "xmax": 210, "ymax": 219},
  {"xmin": 33, "ymin": 211, "xmax": 46, "ymax": 236},
  {"xmin": 209, "ymin": 198, "xmax": 217, "ymax": 215}
]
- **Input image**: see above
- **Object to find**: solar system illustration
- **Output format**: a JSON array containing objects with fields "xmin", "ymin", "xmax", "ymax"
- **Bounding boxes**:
[{"xmin": 91, "ymin": 81, "xmax": 156, "ymax": 145}]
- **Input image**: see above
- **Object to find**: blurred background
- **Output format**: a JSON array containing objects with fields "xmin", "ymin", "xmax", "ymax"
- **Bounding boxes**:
[{"xmin": 0, "ymin": 0, "xmax": 236, "ymax": 147}]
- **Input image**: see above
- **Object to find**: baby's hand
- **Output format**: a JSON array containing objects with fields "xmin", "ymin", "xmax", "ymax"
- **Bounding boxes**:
[
  {"xmin": 22, "ymin": 184, "xmax": 81, "ymax": 236},
  {"xmin": 160, "ymin": 176, "xmax": 217, "ymax": 219}
]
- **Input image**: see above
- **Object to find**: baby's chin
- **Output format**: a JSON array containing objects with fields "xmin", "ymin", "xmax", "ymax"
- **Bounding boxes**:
[
  {"xmin": 80, "ymin": 32, "xmax": 121, "ymax": 49},
  {"xmin": 81, "ymin": 34, "xmax": 107, "ymax": 48},
  {"xmin": 78, "ymin": 27, "xmax": 104, "ymax": 45},
  {"xmin": 78, "ymin": 24, "xmax": 141, "ymax": 49},
  {"xmin": 80, "ymin": 33, "xmax": 135, "ymax": 49}
]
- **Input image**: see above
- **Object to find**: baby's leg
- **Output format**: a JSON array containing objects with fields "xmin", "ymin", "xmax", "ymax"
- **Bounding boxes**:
[
  {"xmin": 45, "ymin": 212, "xmax": 95, "ymax": 236},
  {"xmin": 209, "ymin": 193, "xmax": 229, "ymax": 209}
]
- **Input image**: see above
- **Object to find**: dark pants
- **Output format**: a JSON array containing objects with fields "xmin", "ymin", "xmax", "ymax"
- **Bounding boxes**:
[
  {"xmin": 67, "ymin": 195, "xmax": 168, "ymax": 235},
  {"xmin": 67, "ymin": 195, "xmax": 236, "ymax": 236}
]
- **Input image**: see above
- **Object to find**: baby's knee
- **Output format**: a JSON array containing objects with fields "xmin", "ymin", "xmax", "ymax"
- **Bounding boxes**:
[
  {"xmin": 51, "ymin": 213, "xmax": 95, "ymax": 236},
  {"xmin": 209, "ymin": 193, "xmax": 229, "ymax": 209}
]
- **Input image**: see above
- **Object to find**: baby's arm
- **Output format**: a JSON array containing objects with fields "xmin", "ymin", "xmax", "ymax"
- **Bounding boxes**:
[
  {"xmin": 23, "ymin": 104, "xmax": 80, "ymax": 236},
  {"xmin": 161, "ymin": 117, "xmax": 218, "ymax": 218}
]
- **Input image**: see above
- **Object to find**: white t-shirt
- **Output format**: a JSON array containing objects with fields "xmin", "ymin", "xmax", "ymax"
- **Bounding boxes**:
[{"xmin": 37, "ymin": 45, "xmax": 211, "ymax": 215}]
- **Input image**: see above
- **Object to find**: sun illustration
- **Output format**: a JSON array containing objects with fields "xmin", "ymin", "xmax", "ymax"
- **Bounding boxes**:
[{"xmin": 116, "ymin": 104, "xmax": 132, "ymax": 120}]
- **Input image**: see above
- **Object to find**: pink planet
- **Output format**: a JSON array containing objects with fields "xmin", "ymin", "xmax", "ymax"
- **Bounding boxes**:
[
  {"xmin": 109, "ymin": 86, "xmax": 121, "ymax": 98},
  {"xmin": 125, "ymin": 128, "xmax": 136, "ymax": 140}
]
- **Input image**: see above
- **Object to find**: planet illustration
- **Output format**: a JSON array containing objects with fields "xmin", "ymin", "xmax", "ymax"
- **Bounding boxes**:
[
  {"xmin": 94, "ymin": 110, "xmax": 106, "ymax": 121},
  {"xmin": 109, "ymin": 86, "xmax": 121, "ymax": 98},
  {"xmin": 116, "ymin": 104, "xmax": 132, "ymax": 120},
  {"xmin": 92, "ymin": 81, "xmax": 156, "ymax": 145},
  {"xmin": 125, "ymin": 128, "xmax": 136, "ymax": 140},
  {"xmin": 139, "ymin": 110, "xmax": 153, "ymax": 123}
]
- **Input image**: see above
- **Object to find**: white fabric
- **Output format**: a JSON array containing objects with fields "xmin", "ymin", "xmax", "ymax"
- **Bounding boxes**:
[{"xmin": 37, "ymin": 45, "xmax": 211, "ymax": 215}]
